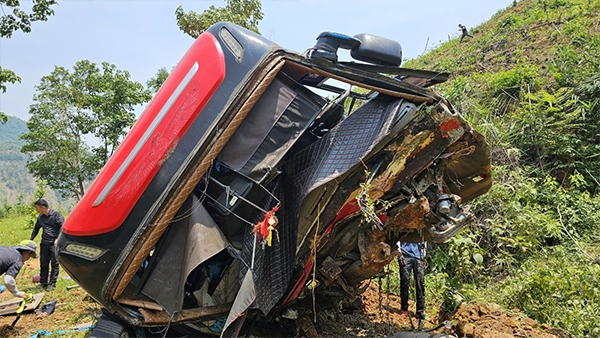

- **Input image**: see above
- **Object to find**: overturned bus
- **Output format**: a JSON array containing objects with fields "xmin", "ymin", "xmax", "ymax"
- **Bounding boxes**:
[{"xmin": 56, "ymin": 22, "xmax": 492, "ymax": 337}]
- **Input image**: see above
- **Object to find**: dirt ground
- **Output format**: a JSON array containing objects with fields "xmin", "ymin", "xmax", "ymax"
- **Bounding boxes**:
[
  {"xmin": 0, "ymin": 289, "xmax": 100, "ymax": 338},
  {"xmin": 0, "ymin": 261, "xmax": 570, "ymax": 338},
  {"xmin": 0, "ymin": 260, "xmax": 102, "ymax": 338},
  {"xmin": 312, "ymin": 285, "xmax": 570, "ymax": 338}
]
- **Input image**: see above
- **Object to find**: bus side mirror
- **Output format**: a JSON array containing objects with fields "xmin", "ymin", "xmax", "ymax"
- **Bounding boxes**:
[
  {"xmin": 351, "ymin": 33, "xmax": 402, "ymax": 67},
  {"xmin": 310, "ymin": 32, "xmax": 402, "ymax": 67}
]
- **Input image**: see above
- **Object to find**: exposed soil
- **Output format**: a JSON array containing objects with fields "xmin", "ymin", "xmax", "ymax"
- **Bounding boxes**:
[{"xmin": 311, "ymin": 285, "xmax": 568, "ymax": 338}]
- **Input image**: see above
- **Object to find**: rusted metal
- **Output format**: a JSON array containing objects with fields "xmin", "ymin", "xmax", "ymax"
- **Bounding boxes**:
[
  {"xmin": 386, "ymin": 196, "xmax": 430, "ymax": 231},
  {"xmin": 334, "ymin": 273, "xmax": 356, "ymax": 295},
  {"xmin": 298, "ymin": 316, "xmax": 319, "ymax": 338},
  {"xmin": 346, "ymin": 229, "xmax": 397, "ymax": 286},
  {"xmin": 116, "ymin": 297, "xmax": 163, "ymax": 311},
  {"xmin": 139, "ymin": 302, "xmax": 232, "ymax": 325}
]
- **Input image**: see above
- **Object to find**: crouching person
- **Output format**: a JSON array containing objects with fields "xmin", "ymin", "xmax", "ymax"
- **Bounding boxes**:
[{"xmin": 0, "ymin": 240, "xmax": 38, "ymax": 298}]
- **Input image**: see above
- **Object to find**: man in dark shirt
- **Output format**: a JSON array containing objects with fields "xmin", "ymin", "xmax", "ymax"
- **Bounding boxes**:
[
  {"xmin": 31, "ymin": 198, "xmax": 64, "ymax": 291},
  {"xmin": 0, "ymin": 240, "xmax": 38, "ymax": 298},
  {"xmin": 458, "ymin": 24, "xmax": 474, "ymax": 43}
]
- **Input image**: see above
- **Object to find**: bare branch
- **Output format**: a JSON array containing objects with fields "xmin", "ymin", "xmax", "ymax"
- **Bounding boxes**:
[
  {"xmin": 585, "ymin": 168, "xmax": 600, "ymax": 188},
  {"xmin": 557, "ymin": 205, "xmax": 595, "ymax": 261}
]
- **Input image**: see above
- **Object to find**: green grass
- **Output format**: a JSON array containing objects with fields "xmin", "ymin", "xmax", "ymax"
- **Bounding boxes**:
[{"xmin": 0, "ymin": 214, "xmax": 31, "ymax": 246}]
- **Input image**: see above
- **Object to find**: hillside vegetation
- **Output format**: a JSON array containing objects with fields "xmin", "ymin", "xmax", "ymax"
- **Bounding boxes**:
[{"xmin": 402, "ymin": 0, "xmax": 600, "ymax": 336}]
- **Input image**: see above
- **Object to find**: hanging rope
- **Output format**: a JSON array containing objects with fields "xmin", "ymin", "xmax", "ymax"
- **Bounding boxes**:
[
  {"xmin": 384, "ymin": 265, "xmax": 393, "ymax": 334},
  {"xmin": 312, "ymin": 202, "xmax": 321, "ymax": 323},
  {"xmin": 147, "ymin": 311, "xmax": 176, "ymax": 337},
  {"xmin": 377, "ymin": 274, "xmax": 384, "ymax": 323},
  {"xmin": 162, "ymin": 312, "xmax": 176, "ymax": 338},
  {"xmin": 27, "ymin": 326, "xmax": 93, "ymax": 338}
]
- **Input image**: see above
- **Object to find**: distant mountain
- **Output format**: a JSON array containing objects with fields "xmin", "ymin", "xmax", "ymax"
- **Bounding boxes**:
[
  {"xmin": 0, "ymin": 116, "xmax": 37, "ymax": 203},
  {"xmin": 0, "ymin": 116, "xmax": 28, "ymax": 142},
  {"xmin": 0, "ymin": 117, "xmax": 76, "ymax": 210},
  {"xmin": 0, "ymin": 116, "xmax": 70, "ymax": 208}
]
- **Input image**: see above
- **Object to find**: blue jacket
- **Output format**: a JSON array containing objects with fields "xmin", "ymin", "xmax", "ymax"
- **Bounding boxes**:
[{"xmin": 400, "ymin": 242, "xmax": 426, "ymax": 259}]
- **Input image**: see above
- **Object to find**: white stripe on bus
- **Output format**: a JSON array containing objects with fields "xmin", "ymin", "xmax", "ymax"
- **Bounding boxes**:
[{"xmin": 93, "ymin": 62, "xmax": 199, "ymax": 207}]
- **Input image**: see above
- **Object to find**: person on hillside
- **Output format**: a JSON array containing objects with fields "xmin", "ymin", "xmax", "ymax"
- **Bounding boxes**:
[
  {"xmin": 30, "ymin": 198, "xmax": 64, "ymax": 291},
  {"xmin": 458, "ymin": 24, "xmax": 474, "ymax": 43},
  {"xmin": 0, "ymin": 240, "xmax": 38, "ymax": 298},
  {"xmin": 398, "ymin": 241, "xmax": 427, "ymax": 319}
]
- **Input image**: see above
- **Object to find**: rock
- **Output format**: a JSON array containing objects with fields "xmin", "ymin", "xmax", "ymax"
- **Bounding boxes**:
[{"xmin": 460, "ymin": 322, "xmax": 476, "ymax": 337}]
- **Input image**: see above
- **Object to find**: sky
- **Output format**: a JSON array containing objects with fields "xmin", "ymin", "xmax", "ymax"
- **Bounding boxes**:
[{"xmin": 0, "ymin": 0, "xmax": 515, "ymax": 122}]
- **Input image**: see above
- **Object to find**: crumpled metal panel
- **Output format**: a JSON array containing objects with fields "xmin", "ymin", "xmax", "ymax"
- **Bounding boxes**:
[
  {"xmin": 239, "ymin": 95, "xmax": 405, "ymax": 316},
  {"xmin": 443, "ymin": 130, "xmax": 492, "ymax": 203},
  {"xmin": 285, "ymin": 95, "xmax": 405, "ymax": 246}
]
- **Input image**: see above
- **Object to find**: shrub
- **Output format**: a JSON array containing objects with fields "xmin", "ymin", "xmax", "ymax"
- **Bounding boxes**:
[
  {"xmin": 491, "ymin": 247, "xmax": 600, "ymax": 337},
  {"xmin": 490, "ymin": 65, "xmax": 539, "ymax": 97},
  {"xmin": 506, "ymin": 88, "xmax": 600, "ymax": 193},
  {"xmin": 496, "ymin": 14, "xmax": 519, "ymax": 32}
]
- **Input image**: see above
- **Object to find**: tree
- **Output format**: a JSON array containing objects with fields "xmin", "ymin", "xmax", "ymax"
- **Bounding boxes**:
[
  {"xmin": 0, "ymin": 0, "xmax": 57, "ymax": 38},
  {"xmin": 175, "ymin": 0, "xmax": 263, "ymax": 38},
  {"xmin": 0, "ymin": 0, "xmax": 59, "ymax": 123},
  {"xmin": 0, "ymin": 67, "xmax": 21, "ymax": 123},
  {"xmin": 146, "ymin": 67, "xmax": 170, "ymax": 94},
  {"xmin": 86, "ymin": 62, "xmax": 153, "ymax": 162},
  {"xmin": 20, "ymin": 60, "xmax": 152, "ymax": 200}
]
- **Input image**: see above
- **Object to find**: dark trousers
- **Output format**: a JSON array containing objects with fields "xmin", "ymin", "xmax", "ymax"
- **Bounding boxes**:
[
  {"xmin": 460, "ymin": 33, "xmax": 473, "ymax": 43},
  {"xmin": 400, "ymin": 256, "xmax": 425, "ymax": 314},
  {"xmin": 40, "ymin": 243, "xmax": 59, "ymax": 285}
]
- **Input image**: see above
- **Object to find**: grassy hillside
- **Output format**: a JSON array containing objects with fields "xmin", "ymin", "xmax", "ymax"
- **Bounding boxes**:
[{"xmin": 407, "ymin": 0, "xmax": 600, "ymax": 336}]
